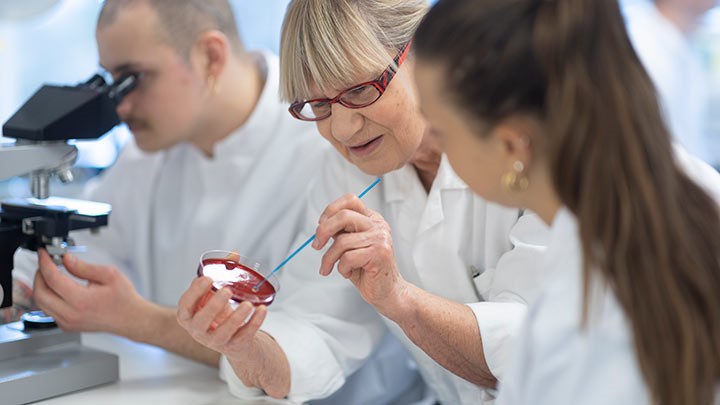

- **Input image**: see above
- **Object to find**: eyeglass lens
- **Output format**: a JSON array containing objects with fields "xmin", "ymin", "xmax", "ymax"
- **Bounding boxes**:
[{"xmin": 296, "ymin": 83, "xmax": 381, "ymax": 120}]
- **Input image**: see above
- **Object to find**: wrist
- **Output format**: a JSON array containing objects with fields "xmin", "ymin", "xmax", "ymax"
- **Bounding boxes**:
[
  {"xmin": 376, "ymin": 279, "xmax": 417, "ymax": 323},
  {"xmin": 117, "ymin": 297, "xmax": 160, "ymax": 342},
  {"xmin": 227, "ymin": 331, "xmax": 290, "ymax": 399},
  {"xmin": 227, "ymin": 331, "xmax": 266, "ymax": 388}
]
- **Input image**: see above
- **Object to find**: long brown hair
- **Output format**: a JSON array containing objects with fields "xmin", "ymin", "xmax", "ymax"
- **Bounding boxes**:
[{"xmin": 415, "ymin": 1, "xmax": 720, "ymax": 404}]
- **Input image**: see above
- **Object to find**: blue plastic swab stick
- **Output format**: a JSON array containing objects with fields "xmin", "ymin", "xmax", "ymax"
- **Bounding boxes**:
[{"xmin": 253, "ymin": 177, "xmax": 382, "ymax": 291}]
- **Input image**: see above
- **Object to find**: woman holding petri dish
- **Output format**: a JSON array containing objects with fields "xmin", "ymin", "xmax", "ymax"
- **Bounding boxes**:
[
  {"xmin": 412, "ymin": 0, "xmax": 720, "ymax": 404},
  {"xmin": 178, "ymin": 0, "xmax": 550, "ymax": 403},
  {"xmin": 196, "ymin": 251, "xmax": 279, "ymax": 308}
]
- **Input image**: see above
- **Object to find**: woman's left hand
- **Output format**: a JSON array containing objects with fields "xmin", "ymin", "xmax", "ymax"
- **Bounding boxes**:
[{"xmin": 312, "ymin": 194, "xmax": 408, "ymax": 316}]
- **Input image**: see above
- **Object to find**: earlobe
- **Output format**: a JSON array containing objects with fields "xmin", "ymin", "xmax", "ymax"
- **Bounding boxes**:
[{"xmin": 494, "ymin": 120, "xmax": 533, "ymax": 193}]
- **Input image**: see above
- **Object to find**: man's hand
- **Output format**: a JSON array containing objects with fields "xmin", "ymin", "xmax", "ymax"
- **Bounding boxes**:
[
  {"xmin": 33, "ymin": 249, "xmax": 148, "ymax": 335},
  {"xmin": 2, "ymin": 276, "xmax": 38, "ymax": 323}
]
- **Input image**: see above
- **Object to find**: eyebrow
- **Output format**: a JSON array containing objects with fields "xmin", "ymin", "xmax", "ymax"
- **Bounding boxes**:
[{"xmin": 99, "ymin": 62, "xmax": 144, "ymax": 76}]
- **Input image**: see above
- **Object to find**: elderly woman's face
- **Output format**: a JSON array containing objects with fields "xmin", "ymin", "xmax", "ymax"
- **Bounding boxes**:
[{"xmin": 309, "ymin": 60, "xmax": 427, "ymax": 176}]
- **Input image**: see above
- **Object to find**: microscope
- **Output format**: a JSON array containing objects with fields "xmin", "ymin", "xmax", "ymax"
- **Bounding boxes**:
[{"xmin": 0, "ymin": 73, "xmax": 138, "ymax": 404}]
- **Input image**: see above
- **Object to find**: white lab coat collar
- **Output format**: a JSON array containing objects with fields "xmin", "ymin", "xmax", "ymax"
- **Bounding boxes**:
[
  {"xmin": 382, "ymin": 154, "xmax": 469, "ymax": 233},
  {"xmin": 383, "ymin": 154, "xmax": 467, "ymax": 202},
  {"xmin": 548, "ymin": 207, "xmax": 577, "ymax": 253},
  {"xmin": 212, "ymin": 51, "xmax": 280, "ymax": 161}
]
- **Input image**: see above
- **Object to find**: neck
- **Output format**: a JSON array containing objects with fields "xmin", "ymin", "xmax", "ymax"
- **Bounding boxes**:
[
  {"xmin": 193, "ymin": 53, "xmax": 264, "ymax": 157},
  {"xmin": 655, "ymin": 1, "xmax": 707, "ymax": 36},
  {"xmin": 520, "ymin": 165, "xmax": 562, "ymax": 226},
  {"xmin": 530, "ymin": 190, "xmax": 562, "ymax": 226},
  {"xmin": 410, "ymin": 133, "xmax": 444, "ymax": 193}
]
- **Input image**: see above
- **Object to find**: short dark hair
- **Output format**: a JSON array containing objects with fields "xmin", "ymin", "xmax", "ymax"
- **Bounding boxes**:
[{"xmin": 98, "ymin": 0, "xmax": 243, "ymax": 59}]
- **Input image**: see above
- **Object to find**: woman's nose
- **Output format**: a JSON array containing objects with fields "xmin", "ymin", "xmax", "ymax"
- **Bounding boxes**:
[{"xmin": 329, "ymin": 104, "xmax": 364, "ymax": 142}]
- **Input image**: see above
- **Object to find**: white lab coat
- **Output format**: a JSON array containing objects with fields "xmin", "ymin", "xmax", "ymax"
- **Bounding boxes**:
[
  {"xmin": 14, "ymin": 51, "xmax": 328, "ymax": 305},
  {"xmin": 625, "ymin": 1, "xmax": 711, "ymax": 163},
  {"xmin": 497, "ymin": 149, "xmax": 720, "ymax": 405},
  {"xmin": 220, "ymin": 149, "xmax": 550, "ymax": 404},
  {"xmin": 13, "ymin": 51, "xmax": 423, "ymax": 405}
]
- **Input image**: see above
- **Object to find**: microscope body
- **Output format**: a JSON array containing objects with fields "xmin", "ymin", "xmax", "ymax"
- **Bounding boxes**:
[
  {"xmin": 0, "ymin": 72, "xmax": 137, "ymax": 308},
  {"xmin": 0, "ymin": 73, "xmax": 138, "ymax": 404}
]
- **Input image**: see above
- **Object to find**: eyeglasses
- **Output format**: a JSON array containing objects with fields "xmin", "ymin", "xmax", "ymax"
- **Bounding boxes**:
[{"xmin": 289, "ymin": 40, "xmax": 412, "ymax": 121}]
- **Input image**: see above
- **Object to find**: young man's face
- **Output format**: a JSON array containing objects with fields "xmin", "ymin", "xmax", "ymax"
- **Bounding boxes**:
[{"xmin": 96, "ymin": 2, "xmax": 207, "ymax": 152}]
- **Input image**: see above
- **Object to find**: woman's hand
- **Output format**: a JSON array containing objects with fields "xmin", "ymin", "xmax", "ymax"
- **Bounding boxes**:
[
  {"xmin": 312, "ymin": 194, "xmax": 409, "ymax": 318},
  {"xmin": 177, "ymin": 278, "xmax": 290, "ymax": 398},
  {"xmin": 177, "ymin": 277, "xmax": 267, "ymax": 360}
]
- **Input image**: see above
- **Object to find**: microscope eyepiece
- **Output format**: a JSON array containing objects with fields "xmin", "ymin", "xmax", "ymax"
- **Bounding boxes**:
[
  {"xmin": 83, "ymin": 74, "xmax": 108, "ymax": 91},
  {"xmin": 2, "ymin": 72, "xmax": 134, "ymax": 142},
  {"xmin": 107, "ymin": 73, "xmax": 140, "ymax": 104}
]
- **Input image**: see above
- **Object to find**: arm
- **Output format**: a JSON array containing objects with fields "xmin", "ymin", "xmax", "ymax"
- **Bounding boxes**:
[
  {"xmin": 383, "ymin": 282, "xmax": 498, "ymax": 387},
  {"xmin": 121, "ymin": 299, "xmax": 221, "ymax": 366},
  {"xmin": 313, "ymin": 194, "xmax": 496, "ymax": 386},
  {"xmin": 32, "ymin": 249, "xmax": 220, "ymax": 366},
  {"xmin": 312, "ymin": 197, "xmax": 547, "ymax": 388}
]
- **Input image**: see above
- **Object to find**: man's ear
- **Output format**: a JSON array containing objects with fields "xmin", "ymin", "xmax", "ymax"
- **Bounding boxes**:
[{"xmin": 194, "ymin": 30, "xmax": 229, "ymax": 81}]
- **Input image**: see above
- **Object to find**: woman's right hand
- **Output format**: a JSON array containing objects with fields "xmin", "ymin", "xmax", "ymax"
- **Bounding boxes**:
[
  {"xmin": 312, "ymin": 194, "xmax": 410, "ymax": 320},
  {"xmin": 177, "ymin": 277, "xmax": 290, "ymax": 398},
  {"xmin": 176, "ymin": 276, "xmax": 267, "ymax": 367}
]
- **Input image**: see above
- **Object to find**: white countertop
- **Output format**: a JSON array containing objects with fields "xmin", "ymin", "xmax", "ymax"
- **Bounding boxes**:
[{"xmin": 36, "ymin": 333, "xmax": 274, "ymax": 404}]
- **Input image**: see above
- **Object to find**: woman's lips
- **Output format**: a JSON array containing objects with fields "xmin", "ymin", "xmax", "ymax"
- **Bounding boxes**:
[{"xmin": 347, "ymin": 135, "xmax": 383, "ymax": 157}]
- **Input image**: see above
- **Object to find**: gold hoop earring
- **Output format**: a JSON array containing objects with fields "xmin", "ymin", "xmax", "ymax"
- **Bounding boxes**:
[{"xmin": 501, "ymin": 160, "xmax": 529, "ymax": 192}]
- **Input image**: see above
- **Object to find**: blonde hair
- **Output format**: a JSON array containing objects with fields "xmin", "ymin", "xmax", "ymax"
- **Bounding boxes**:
[{"xmin": 280, "ymin": 0, "xmax": 428, "ymax": 102}]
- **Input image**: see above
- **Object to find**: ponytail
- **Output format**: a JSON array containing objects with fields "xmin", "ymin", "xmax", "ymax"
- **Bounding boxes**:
[{"xmin": 415, "ymin": 1, "xmax": 720, "ymax": 404}]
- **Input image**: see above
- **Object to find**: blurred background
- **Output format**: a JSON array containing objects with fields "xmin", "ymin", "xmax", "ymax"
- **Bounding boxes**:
[{"xmin": 1, "ymin": 0, "xmax": 719, "ymax": 200}]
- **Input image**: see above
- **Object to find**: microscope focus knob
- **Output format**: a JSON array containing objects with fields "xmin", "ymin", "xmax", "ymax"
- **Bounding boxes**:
[
  {"xmin": 57, "ymin": 167, "xmax": 74, "ymax": 183},
  {"xmin": 21, "ymin": 310, "xmax": 58, "ymax": 329}
]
